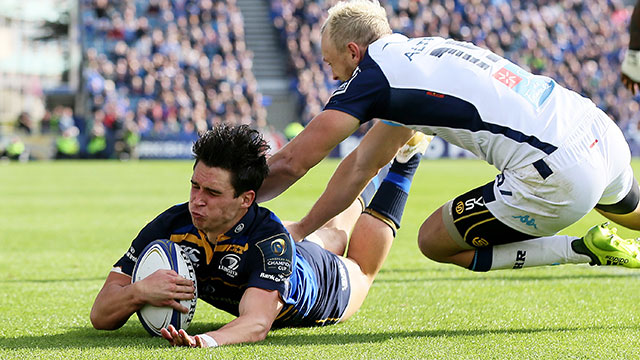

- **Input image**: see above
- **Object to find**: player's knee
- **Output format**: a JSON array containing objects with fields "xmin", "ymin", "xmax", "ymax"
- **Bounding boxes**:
[{"xmin": 417, "ymin": 218, "xmax": 442, "ymax": 261}]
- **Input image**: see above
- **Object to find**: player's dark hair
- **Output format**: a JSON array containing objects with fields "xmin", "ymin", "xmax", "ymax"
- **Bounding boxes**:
[{"xmin": 192, "ymin": 124, "xmax": 270, "ymax": 198}]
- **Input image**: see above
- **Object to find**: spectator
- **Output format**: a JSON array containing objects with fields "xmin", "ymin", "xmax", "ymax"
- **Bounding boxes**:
[
  {"xmin": 55, "ymin": 126, "xmax": 80, "ymax": 159},
  {"xmin": 80, "ymin": 0, "xmax": 267, "ymax": 149},
  {"xmin": 16, "ymin": 112, "xmax": 33, "ymax": 134}
]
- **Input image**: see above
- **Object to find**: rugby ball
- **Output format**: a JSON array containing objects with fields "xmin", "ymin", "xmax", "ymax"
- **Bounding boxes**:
[{"xmin": 131, "ymin": 239, "xmax": 197, "ymax": 336}]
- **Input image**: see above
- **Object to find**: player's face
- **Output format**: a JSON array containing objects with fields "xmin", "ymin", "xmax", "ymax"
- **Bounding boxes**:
[
  {"xmin": 321, "ymin": 30, "xmax": 356, "ymax": 82},
  {"xmin": 189, "ymin": 162, "xmax": 253, "ymax": 237}
]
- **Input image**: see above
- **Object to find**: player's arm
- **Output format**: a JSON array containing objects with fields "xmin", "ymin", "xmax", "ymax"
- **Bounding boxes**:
[
  {"xmin": 288, "ymin": 121, "xmax": 414, "ymax": 241},
  {"xmin": 90, "ymin": 269, "xmax": 195, "ymax": 330},
  {"xmin": 257, "ymin": 109, "xmax": 361, "ymax": 203},
  {"xmin": 161, "ymin": 287, "xmax": 283, "ymax": 347},
  {"xmin": 622, "ymin": 0, "xmax": 640, "ymax": 94}
]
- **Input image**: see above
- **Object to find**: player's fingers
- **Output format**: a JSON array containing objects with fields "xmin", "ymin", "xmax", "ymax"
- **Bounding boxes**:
[
  {"xmin": 178, "ymin": 329, "xmax": 196, "ymax": 347},
  {"xmin": 169, "ymin": 325, "xmax": 186, "ymax": 346},
  {"xmin": 160, "ymin": 328, "xmax": 175, "ymax": 344},
  {"xmin": 174, "ymin": 276, "xmax": 194, "ymax": 286},
  {"xmin": 194, "ymin": 335, "xmax": 205, "ymax": 348},
  {"xmin": 176, "ymin": 284, "xmax": 195, "ymax": 294},
  {"xmin": 169, "ymin": 300, "xmax": 190, "ymax": 313}
]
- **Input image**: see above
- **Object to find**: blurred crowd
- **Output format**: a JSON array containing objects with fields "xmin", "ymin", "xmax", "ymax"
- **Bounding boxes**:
[
  {"xmin": 80, "ymin": 0, "xmax": 267, "ymax": 145},
  {"xmin": 271, "ymin": 0, "xmax": 640, "ymax": 131},
  {"xmin": 8, "ymin": 0, "xmax": 640, "ymax": 160}
]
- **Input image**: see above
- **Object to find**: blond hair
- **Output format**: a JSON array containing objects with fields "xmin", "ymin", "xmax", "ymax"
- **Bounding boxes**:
[{"xmin": 321, "ymin": 0, "xmax": 392, "ymax": 50}]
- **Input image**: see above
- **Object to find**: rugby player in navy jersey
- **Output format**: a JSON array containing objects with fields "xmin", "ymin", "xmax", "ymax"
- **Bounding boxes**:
[
  {"xmin": 90, "ymin": 124, "xmax": 423, "ymax": 347},
  {"xmin": 259, "ymin": 0, "xmax": 640, "ymax": 273}
]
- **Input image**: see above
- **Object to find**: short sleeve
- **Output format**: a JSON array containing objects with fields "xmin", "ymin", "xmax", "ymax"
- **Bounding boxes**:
[{"xmin": 324, "ymin": 54, "xmax": 390, "ymax": 124}]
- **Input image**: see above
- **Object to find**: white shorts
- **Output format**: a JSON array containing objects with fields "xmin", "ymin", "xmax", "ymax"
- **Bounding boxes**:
[{"xmin": 485, "ymin": 107, "xmax": 634, "ymax": 237}]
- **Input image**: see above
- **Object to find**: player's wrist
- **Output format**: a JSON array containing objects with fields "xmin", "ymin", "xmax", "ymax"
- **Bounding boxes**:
[
  {"xmin": 622, "ymin": 49, "xmax": 640, "ymax": 82},
  {"xmin": 197, "ymin": 334, "xmax": 218, "ymax": 348}
]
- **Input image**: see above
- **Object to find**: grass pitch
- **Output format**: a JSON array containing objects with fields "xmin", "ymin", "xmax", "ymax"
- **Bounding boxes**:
[{"xmin": 1, "ymin": 159, "xmax": 640, "ymax": 359}]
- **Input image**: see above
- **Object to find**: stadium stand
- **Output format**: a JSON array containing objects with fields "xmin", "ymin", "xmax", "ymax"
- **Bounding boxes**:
[
  {"xmin": 79, "ymin": 0, "xmax": 269, "ymax": 157},
  {"xmin": 3, "ymin": 0, "xmax": 640, "ymax": 159}
]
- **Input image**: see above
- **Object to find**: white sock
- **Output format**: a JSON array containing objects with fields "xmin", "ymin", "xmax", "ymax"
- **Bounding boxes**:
[{"xmin": 490, "ymin": 235, "xmax": 591, "ymax": 270}]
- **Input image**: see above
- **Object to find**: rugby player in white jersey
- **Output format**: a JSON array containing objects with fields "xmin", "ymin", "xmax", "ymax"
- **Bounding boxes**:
[{"xmin": 258, "ymin": 0, "xmax": 640, "ymax": 272}]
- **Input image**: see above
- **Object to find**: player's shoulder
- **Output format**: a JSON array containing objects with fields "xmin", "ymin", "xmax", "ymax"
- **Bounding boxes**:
[
  {"xmin": 142, "ymin": 202, "xmax": 193, "ymax": 234},
  {"xmin": 156, "ymin": 202, "xmax": 190, "ymax": 220}
]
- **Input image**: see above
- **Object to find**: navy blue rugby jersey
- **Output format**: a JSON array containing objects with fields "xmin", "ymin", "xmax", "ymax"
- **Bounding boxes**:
[
  {"xmin": 114, "ymin": 202, "xmax": 324, "ymax": 326},
  {"xmin": 325, "ymin": 34, "xmax": 599, "ymax": 171}
]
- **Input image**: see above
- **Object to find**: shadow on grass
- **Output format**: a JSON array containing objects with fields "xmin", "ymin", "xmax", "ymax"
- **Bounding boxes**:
[
  {"xmin": 262, "ymin": 324, "xmax": 640, "ymax": 346},
  {"xmin": 375, "ymin": 268, "xmax": 640, "ymax": 283},
  {"xmin": 0, "ymin": 322, "xmax": 227, "ymax": 350},
  {"xmin": 2, "ymin": 323, "xmax": 639, "ymax": 350},
  {"xmin": 0, "ymin": 277, "xmax": 105, "ymax": 284}
]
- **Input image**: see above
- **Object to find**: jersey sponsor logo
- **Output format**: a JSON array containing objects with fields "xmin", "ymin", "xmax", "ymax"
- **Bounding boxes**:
[
  {"xmin": 270, "ymin": 238, "xmax": 287, "ymax": 256},
  {"xmin": 181, "ymin": 246, "xmax": 201, "ymax": 268},
  {"xmin": 429, "ymin": 44, "xmax": 490, "ymax": 70},
  {"xmin": 493, "ymin": 67, "xmax": 522, "ymax": 89},
  {"xmin": 512, "ymin": 215, "xmax": 538, "ymax": 229},
  {"xmin": 256, "ymin": 233, "xmax": 293, "ymax": 276},
  {"xmin": 332, "ymin": 67, "xmax": 361, "ymax": 96},
  {"xmin": 259, "ymin": 272, "xmax": 284, "ymax": 283},
  {"xmin": 218, "ymin": 254, "xmax": 240, "ymax": 277},
  {"xmin": 455, "ymin": 201, "xmax": 465, "ymax": 215},
  {"xmin": 492, "ymin": 63, "xmax": 555, "ymax": 108},
  {"xmin": 214, "ymin": 243, "xmax": 249, "ymax": 255},
  {"xmin": 170, "ymin": 231, "xmax": 219, "ymax": 265},
  {"xmin": 267, "ymin": 259, "xmax": 291, "ymax": 272},
  {"xmin": 234, "ymin": 223, "xmax": 245, "ymax": 233},
  {"xmin": 513, "ymin": 250, "xmax": 526, "ymax": 269}
]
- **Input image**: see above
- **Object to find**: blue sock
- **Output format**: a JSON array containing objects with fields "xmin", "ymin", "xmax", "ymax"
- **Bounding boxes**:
[
  {"xmin": 359, "ymin": 162, "xmax": 391, "ymax": 208},
  {"xmin": 367, "ymin": 153, "xmax": 421, "ymax": 229},
  {"xmin": 468, "ymin": 248, "xmax": 493, "ymax": 272}
]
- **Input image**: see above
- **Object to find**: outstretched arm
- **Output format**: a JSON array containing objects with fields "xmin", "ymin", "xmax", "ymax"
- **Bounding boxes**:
[
  {"xmin": 288, "ymin": 121, "xmax": 414, "ymax": 241},
  {"xmin": 257, "ymin": 110, "xmax": 361, "ymax": 203},
  {"xmin": 90, "ymin": 270, "xmax": 195, "ymax": 330},
  {"xmin": 161, "ymin": 287, "xmax": 284, "ymax": 347}
]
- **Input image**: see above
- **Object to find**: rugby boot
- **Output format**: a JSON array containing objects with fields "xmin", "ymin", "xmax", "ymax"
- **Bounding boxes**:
[
  {"xmin": 395, "ymin": 131, "xmax": 432, "ymax": 163},
  {"xmin": 572, "ymin": 222, "xmax": 640, "ymax": 268}
]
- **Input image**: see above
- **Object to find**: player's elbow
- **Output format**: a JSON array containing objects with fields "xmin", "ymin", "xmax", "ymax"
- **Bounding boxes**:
[
  {"xmin": 249, "ymin": 321, "xmax": 273, "ymax": 343},
  {"xmin": 272, "ymin": 151, "xmax": 310, "ymax": 180},
  {"xmin": 90, "ymin": 306, "xmax": 124, "ymax": 330},
  {"xmin": 90, "ymin": 313, "xmax": 110, "ymax": 330}
]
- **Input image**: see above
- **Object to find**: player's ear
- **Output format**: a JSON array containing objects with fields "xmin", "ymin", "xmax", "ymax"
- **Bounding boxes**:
[
  {"xmin": 347, "ymin": 41, "xmax": 360, "ymax": 61},
  {"xmin": 239, "ymin": 190, "xmax": 255, "ymax": 208}
]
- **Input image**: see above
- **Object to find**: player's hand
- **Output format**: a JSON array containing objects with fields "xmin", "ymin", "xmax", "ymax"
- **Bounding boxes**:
[
  {"xmin": 161, "ymin": 325, "xmax": 208, "ymax": 347},
  {"xmin": 622, "ymin": 49, "xmax": 640, "ymax": 95},
  {"xmin": 134, "ymin": 269, "xmax": 194, "ymax": 312}
]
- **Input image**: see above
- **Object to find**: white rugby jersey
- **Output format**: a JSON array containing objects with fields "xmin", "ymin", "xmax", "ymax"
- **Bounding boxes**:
[{"xmin": 324, "ymin": 34, "xmax": 597, "ymax": 170}]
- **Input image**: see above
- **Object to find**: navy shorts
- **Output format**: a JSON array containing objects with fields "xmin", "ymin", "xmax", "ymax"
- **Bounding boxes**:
[{"xmin": 293, "ymin": 241, "xmax": 351, "ymax": 327}]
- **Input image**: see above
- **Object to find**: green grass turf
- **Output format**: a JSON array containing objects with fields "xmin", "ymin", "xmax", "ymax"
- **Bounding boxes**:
[{"xmin": 1, "ymin": 159, "xmax": 640, "ymax": 359}]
